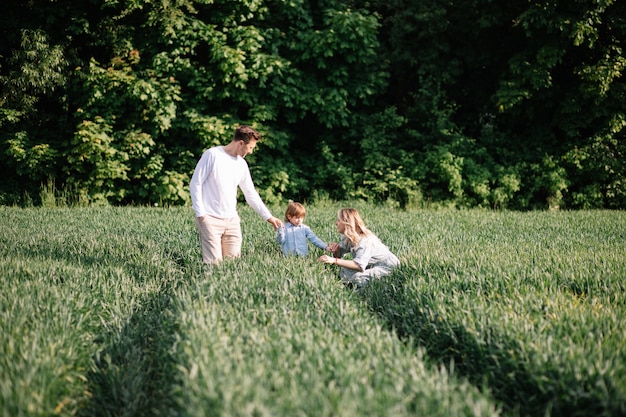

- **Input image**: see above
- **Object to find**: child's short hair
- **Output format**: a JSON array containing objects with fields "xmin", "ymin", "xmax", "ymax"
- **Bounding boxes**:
[{"xmin": 285, "ymin": 201, "xmax": 306, "ymax": 220}]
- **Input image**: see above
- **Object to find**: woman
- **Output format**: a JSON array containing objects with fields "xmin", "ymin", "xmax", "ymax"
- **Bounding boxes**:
[{"xmin": 318, "ymin": 208, "xmax": 400, "ymax": 289}]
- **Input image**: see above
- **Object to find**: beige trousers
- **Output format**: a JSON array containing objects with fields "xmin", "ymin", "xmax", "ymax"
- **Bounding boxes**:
[{"xmin": 196, "ymin": 215, "xmax": 242, "ymax": 264}]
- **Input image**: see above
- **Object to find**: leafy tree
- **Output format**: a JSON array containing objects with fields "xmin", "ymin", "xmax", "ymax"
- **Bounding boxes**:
[
  {"xmin": 364, "ymin": 0, "xmax": 625, "ymax": 209},
  {"xmin": 1, "ymin": 0, "xmax": 388, "ymax": 205},
  {"xmin": 1, "ymin": 0, "xmax": 624, "ymax": 209},
  {"xmin": 0, "ymin": 28, "xmax": 68, "ymax": 204}
]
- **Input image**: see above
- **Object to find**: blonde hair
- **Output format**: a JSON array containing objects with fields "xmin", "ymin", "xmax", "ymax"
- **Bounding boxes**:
[
  {"xmin": 284, "ymin": 201, "xmax": 306, "ymax": 221},
  {"xmin": 337, "ymin": 208, "xmax": 373, "ymax": 247}
]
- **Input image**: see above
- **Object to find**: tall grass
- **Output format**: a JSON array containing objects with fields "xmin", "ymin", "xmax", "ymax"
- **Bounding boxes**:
[
  {"xmin": 1, "ymin": 205, "xmax": 624, "ymax": 416},
  {"xmin": 0, "ymin": 207, "xmax": 190, "ymax": 417},
  {"xmin": 366, "ymin": 210, "xmax": 626, "ymax": 416}
]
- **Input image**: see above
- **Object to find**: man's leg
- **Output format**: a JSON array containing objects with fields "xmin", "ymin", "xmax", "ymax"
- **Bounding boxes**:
[
  {"xmin": 221, "ymin": 216, "xmax": 242, "ymax": 259},
  {"xmin": 196, "ymin": 215, "xmax": 227, "ymax": 264}
]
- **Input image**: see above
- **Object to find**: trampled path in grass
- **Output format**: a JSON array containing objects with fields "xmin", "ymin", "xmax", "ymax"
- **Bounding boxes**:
[{"xmin": 1, "ymin": 205, "xmax": 624, "ymax": 416}]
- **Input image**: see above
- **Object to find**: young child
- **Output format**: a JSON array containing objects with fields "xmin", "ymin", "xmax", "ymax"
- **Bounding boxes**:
[
  {"xmin": 276, "ymin": 202, "xmax": 330, "ymax": 256},
  {"xmin": 318, "ymin": 207, "xmax": 400, "ymax": 289}
]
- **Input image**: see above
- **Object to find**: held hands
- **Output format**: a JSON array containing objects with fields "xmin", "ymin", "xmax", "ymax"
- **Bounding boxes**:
[
  {"xmin": 321, "ymin": 243, "xmax": 339, "ymax": 264},
  {"xmin": 326, "ymin": 242, "xmax": 339, "ymax": 253},
  {"xmin": 267, "ymin": 216, "xmax": 283, "ymax": 229}
]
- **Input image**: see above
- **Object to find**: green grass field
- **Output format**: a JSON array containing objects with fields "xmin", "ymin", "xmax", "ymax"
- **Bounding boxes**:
[{"xmin": 1, "ymin": 205, "xmax": 624, "ymax": 417}]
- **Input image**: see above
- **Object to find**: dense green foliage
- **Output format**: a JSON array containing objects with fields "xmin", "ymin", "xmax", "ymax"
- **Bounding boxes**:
[
  {"xmin": 1, "ymin": 205, "xmax": 625, "ymax": 416},
  {"xmin": 1, "ymin": 0, "xmax": 624, "ymax": 209}
]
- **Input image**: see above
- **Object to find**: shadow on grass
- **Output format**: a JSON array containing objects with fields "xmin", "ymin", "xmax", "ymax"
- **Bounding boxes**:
[
  {"xmin": 2, "ymin": 210, "xmax": 191, "ymax": 416},
  {"xmin": 363, "ymin": 265, "xmax": 622, "ymax": 417},
  {"xmin": 79, "ymin": 287, "xmax": 182, "ymax": 417}
]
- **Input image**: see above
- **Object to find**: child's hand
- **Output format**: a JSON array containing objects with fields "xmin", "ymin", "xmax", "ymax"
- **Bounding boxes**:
[{"xmin": 327, "ymin": 242, "xmax": 339, "ymax": 252}]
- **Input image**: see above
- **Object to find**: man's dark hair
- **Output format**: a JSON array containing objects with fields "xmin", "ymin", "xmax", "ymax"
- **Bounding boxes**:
[{"xmin": 234, "ymin": 125, "xmax": 261, "ymax": 143}]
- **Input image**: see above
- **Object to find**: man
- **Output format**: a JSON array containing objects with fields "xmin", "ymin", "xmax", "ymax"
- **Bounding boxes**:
[{"xmin": 189, "ymin": 125, "xmax": 282, "ymax": 263}]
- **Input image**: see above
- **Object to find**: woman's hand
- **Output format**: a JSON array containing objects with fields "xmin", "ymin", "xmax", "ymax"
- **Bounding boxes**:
[{"xmin": 318, "ymin": 254, "xmax": 336, "ymax": 264}]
